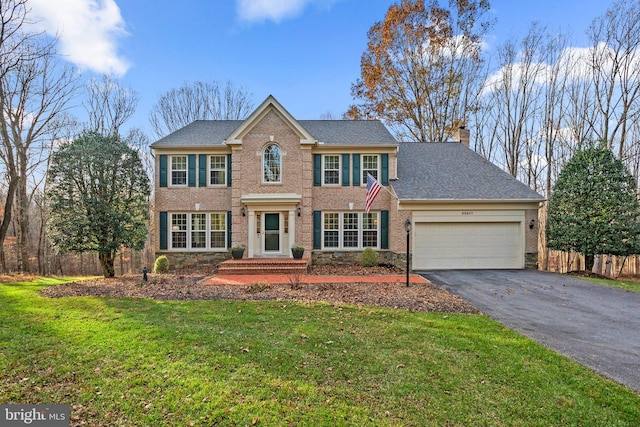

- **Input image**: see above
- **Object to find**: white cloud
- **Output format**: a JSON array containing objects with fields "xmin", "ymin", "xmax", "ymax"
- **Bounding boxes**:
[
  {"xmin": 28, "ymin": 0, "xmax": 130, "ymax": 76},
  {"xmin": 236, "ymin": 0, "xmax": 337, "ymax": 24}
]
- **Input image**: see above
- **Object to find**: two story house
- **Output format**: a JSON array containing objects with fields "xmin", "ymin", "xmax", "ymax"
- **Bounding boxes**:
[{"xmin": 151, "ymin": 95, "xmax": 543, "ymax": 270}]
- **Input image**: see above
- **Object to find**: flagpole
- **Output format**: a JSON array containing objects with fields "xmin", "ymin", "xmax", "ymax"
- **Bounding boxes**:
[
  {"xmin": 368, "ymin": 173, "xmax": 399, "ymax": 200},
  {"xmin": 380, "ymin": 181, "xmax": 399, "ymax": 200}
]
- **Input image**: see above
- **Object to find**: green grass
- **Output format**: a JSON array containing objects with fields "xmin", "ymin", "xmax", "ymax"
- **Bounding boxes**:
[
  {"xmin": 1, "ymin": 278, "xmax": 639, "ymax": 426},
  {"xmin": 579, "ymin": 275, "xmax": 640, "ymax": 293}
]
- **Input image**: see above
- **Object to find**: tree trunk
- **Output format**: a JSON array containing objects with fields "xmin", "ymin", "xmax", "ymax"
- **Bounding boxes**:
[
  {"xmin": 0, "ymin": 176, "xmax": 18, "ymax": 272},
  {"xmin": 585, "ymin": 254, "xmax": 595, "ymax": 273},
  {"xmin": 99, "ymin": 252, "xmax": 116, "ymax": 278}
]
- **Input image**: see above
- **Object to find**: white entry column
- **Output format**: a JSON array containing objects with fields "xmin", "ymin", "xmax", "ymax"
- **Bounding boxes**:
[
  {"xmin": 288, "ymin": 209, "xmax": 296, "ymax": 257},
  {"xmin": 247, "ymin": 209, "xmax": 256, "ymax": 258}
]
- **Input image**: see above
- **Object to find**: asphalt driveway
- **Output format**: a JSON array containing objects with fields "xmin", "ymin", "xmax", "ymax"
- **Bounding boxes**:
[{"xmin": 419, "ymin": 269, "xmax": 640, "ymax": 394}]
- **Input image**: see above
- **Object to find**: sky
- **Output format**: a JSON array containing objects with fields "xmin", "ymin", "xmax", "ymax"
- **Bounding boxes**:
[{"xmin": 27, "ymin": 0, "xmax": 612, "ymax": 139}]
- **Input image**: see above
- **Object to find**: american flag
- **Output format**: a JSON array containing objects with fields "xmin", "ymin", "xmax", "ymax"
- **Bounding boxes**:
[{"xmin": 365, "ymin": 173, "xmax": 382, "ymax": 213}]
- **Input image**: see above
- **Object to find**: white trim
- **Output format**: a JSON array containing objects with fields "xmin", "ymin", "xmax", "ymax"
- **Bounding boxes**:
[
  {"xmin": 360, "ymin": 154, "xmax": 379, "ymax": 186},
  {"xmin": 208, "ymin": 154, "xmax": 227, "ymax": 186},
  {"xmin": 262, "ymin": 143, "xmax": 282, "ymax": 184},
  {"xmin": 168, "ymin": 212, "xmax": 228, "ymax": 251},
  {"xmin": 322, "ymin": 154, "xmax": 341, "ymax": 186},
  {"xmin": 169, "ymin": 155, "xmax": 188, "ymax": 187},
  {"xmin": 321, "ymin": 211, "xmax": 380, "ymax": 250}
]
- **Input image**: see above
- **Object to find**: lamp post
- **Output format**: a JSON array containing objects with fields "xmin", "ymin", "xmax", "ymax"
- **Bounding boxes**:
[{"xmin": 404, "ymin": 218, "xmax": 411, "ymax": 287}]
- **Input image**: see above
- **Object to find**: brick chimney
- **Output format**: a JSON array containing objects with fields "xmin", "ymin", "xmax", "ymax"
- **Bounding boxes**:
[{"xmin": 454, "ymin": 126, "xmax": 470, "ymax": 148}]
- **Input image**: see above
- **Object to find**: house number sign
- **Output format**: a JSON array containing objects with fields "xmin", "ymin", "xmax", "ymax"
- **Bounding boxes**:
[{"xmin": 461, "ymin": 211, "xmax": 474, "ymax": 215}]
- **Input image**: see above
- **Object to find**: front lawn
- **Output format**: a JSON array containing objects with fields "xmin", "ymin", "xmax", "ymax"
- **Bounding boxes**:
[
  {"xmin": 579, "ymin": 275, "xmax": 640, "ymax": 293},
  {"xmin": 1, "ymin": 278, "xmax": 639, "ymax": 426}
]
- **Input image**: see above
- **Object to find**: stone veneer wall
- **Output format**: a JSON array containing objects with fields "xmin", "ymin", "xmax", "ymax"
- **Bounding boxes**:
[
  {"xmin": 525, "ymin": 252, "xmax": 539, "ymax": 270},
  {"xmin": 155, "ymin": 251, "xmax": 230, "ymax": 270},
  {"xmin": 157, "ymin": 250, "xmax": 539, "ymax": 271},
  {"xmin": 311, "ymin": 250, "xmax": 408, "ymax": 269}
]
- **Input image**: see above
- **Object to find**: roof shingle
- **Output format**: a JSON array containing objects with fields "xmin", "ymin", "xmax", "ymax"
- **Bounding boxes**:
[
  {"xmin": 393, "ymin": 142, "xmax": 544, "ymax": 201},
  {"xmin": 150, "ymin": 119, "xmax": 397, "ymax": 148}
]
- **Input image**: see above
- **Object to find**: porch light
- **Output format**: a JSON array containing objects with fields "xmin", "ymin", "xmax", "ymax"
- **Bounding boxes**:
[
  {"xmin": 529, "ymin": 219, "xmax": 535, "ymax": 229},
  {"xmin": 297, "ymin": 206, "xmax": 301, "ymax": 217},
  {"xmin": 241, "ymin": 207, "xmax": 246, "ymax": 217}
]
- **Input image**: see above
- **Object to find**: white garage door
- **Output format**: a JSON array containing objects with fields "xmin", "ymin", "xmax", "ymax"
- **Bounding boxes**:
[{"xmin": 414, "ymin": 222, "xmax": 521, "ymax": 270}]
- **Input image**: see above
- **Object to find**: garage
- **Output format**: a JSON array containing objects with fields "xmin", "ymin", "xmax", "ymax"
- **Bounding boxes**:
[{"xmin": 413, "ymin": 221, "xmax": 523, "ymax": 270}]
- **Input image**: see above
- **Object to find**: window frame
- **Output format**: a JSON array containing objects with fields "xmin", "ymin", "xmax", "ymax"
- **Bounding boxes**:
[
  {"xmin": 321, "ymin": 211, "xmax": 379, "ymax": 250},
  {"xmin": 171, "ymin": 213, "xmax": 187, "ymax": 249},
  {"xmin": 263, "ymin": 144, "xmax": 282, "ymax": 184},
  {"xmin": 169, "ymin": 212, "xmax": 228, "ymax": 251},
  {"xmin": 170, "ymin": 155, "xmax": 188, "ymax": 187},
  {"xmin": 208, "ymin": 155, "xmax": 227, "ymax": 186},
  {"xmin": 361, "ymin": 154, "xmax": 379, "ymax": 185},
  {"xmin": 322, "ymin": 154, "xmax": 341, "ymax": 186}
]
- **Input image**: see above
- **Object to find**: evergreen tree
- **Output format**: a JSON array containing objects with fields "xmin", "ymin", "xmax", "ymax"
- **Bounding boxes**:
[
  {"xmin": 546, "ymin": 143, "xmax": 640, "ymax": 272},
  {"xmin": 46, "ymin": 131, "xmax": 150, "ymax": 277}
]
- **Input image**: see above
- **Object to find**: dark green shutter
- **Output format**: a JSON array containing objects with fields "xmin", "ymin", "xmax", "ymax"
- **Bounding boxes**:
[
  {"xmin": 199, "ymin": 154, "xmax": 207, "ymax": 187},
  {"xmin": 342, "ymin": 154, "xmax": 350, "ymax": 186},
  {"xmin": 159, "ymin": 155, "xmax": 167, "ymax": 187},
  {"xmin": 188, "ymin": 154, "xmax": 196, "ymax": 187},
  {"xmin": 159, "ymin": 211, "xmax": 168, "ymax": 250},
  {"xmin": 227, "ymin": 211, "xmax": 232, "ymax": 248},
  {"xmin": 313, "ymin": 210, "xmax": 321, "ymax": 249},
  {"xmin": 381, "ymin": 210, "xmax": 389, "ymax": 249},
  {"xmin": 381, "ymin": 153, "xmax": 389, "ymax": 185},
  {"xmin": 227, "ymin": 154, "xmax": 232, "ymax": 187},
  {"xmin": 313, "ymin": 154, "xmax": 322, "ymax": 186},
  {"xmin": 352, "ymin": 154, "xmax": 360, "ymax": 186}
]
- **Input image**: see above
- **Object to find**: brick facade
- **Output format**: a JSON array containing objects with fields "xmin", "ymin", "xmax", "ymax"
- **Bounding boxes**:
[{"xmin": 151, "ymin": 96, "xmax": 541, "ymax": 271}]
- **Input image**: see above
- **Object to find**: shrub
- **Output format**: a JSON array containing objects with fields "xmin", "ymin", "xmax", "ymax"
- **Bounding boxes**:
[
  {"xmin": 361, "ymin": 248, "xmax": 378, "ymax": 267},
  {"xmin": 154, "ymin": 255, "xmax": 169, "ymax": 273}
]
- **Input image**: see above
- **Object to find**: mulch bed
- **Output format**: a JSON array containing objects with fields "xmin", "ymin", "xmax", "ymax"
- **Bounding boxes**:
[{"xmin": 39, "ymin": 264, "xmax": 479, "ymax": 314}]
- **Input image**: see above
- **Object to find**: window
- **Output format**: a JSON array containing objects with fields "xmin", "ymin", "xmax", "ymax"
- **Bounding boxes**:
[
  {"xmin": 323, "ymin": 155, "xmax": 340, "ymax": 185},
  {"xmin": 322, "ymin": 212, "xmax": 379, "ymax": 249},
  {"xmin": 210, "ymin": 213, "xmax": 226, "ymax": 248},
  {"xmin": 362, "ymin": 155, "xmax": 379, "ymax": 184},
  {"xmin": 263, "ymin": 144, "xmax": 281, "ymax": 183},
  {"xmin": 362, "ymin": 213, "xmax": 378, "ymax": 248},
  {"xmin": 170, "ymin": 212, "xmax": 227, "ymax": 250},
  {"xmin": 343, "ymin": 213, "xmax": 359, "ymax": 248},
  {"xmin": 171, "ymin": 156, "xmax": 187, "ymax": 186},
  {"xmin": 209, "ymin": 155, "xmax": 226, "ymax": 186},
  {"xmin": 171, "ymin": 213, "xmax": 187, "ymax": 248},
  {"xmin": 323, "ymin": 213, "xmax": 339, "ymax": 248},
  {"xmin": 191, "ymin": 214, "xmax": 207, "ymax": 248}
]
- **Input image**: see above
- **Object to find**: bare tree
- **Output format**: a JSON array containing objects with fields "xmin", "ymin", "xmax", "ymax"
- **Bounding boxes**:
[
  {"xmin": 482, "ymin": 24, "xmax": 546, "ymax": 178},
  {"xmin": 149, "ymin": 80, "xmax": 254, "ymax": 139},
  {"xmin": 0, "ymin": 1, "xmax": 80, "ymax": 272},
  {"xmin": 84, "ymin": 74, "xmax": 139, "ymax": 136},
  {"xmin": 586, "ymin": 0, "xmax": 640, "ymax": 159}
]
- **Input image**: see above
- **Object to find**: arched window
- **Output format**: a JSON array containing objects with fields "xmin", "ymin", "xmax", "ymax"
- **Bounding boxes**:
[{"xmin": 263, "ymin": 144, "xmax": 281, "ymax": 183}]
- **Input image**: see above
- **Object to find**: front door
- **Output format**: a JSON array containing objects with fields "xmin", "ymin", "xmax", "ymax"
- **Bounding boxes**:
[{"xmin": 264, "ymin": 213, "xmax": 280, "ymax": 252}]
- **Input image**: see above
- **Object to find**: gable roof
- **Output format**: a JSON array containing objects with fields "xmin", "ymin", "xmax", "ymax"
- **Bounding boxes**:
[
  {"xmin": 225, "ymin": 95, "xmax": 316, "ymax": 145},
  {"xmin": 150, "ymin": 119, "xmax": 397, "ymax": 148},
  {"xmin": 150, "ymin": 94, "xmax": 398, "ymax": 149},
  {"xmin": 393, "ymin": 142, "xmax": 544, "ymax": 202}
]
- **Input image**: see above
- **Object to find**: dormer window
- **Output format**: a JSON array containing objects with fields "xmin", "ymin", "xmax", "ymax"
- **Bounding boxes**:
[{"xmin": 263, "ymin": 144, "xmax": 281, "ymax": 183}]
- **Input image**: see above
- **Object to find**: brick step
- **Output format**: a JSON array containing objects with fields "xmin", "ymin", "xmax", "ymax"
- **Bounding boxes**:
[{"xmin": 218, "ymin": 258, "xmax": 308, "ymax": 275}]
